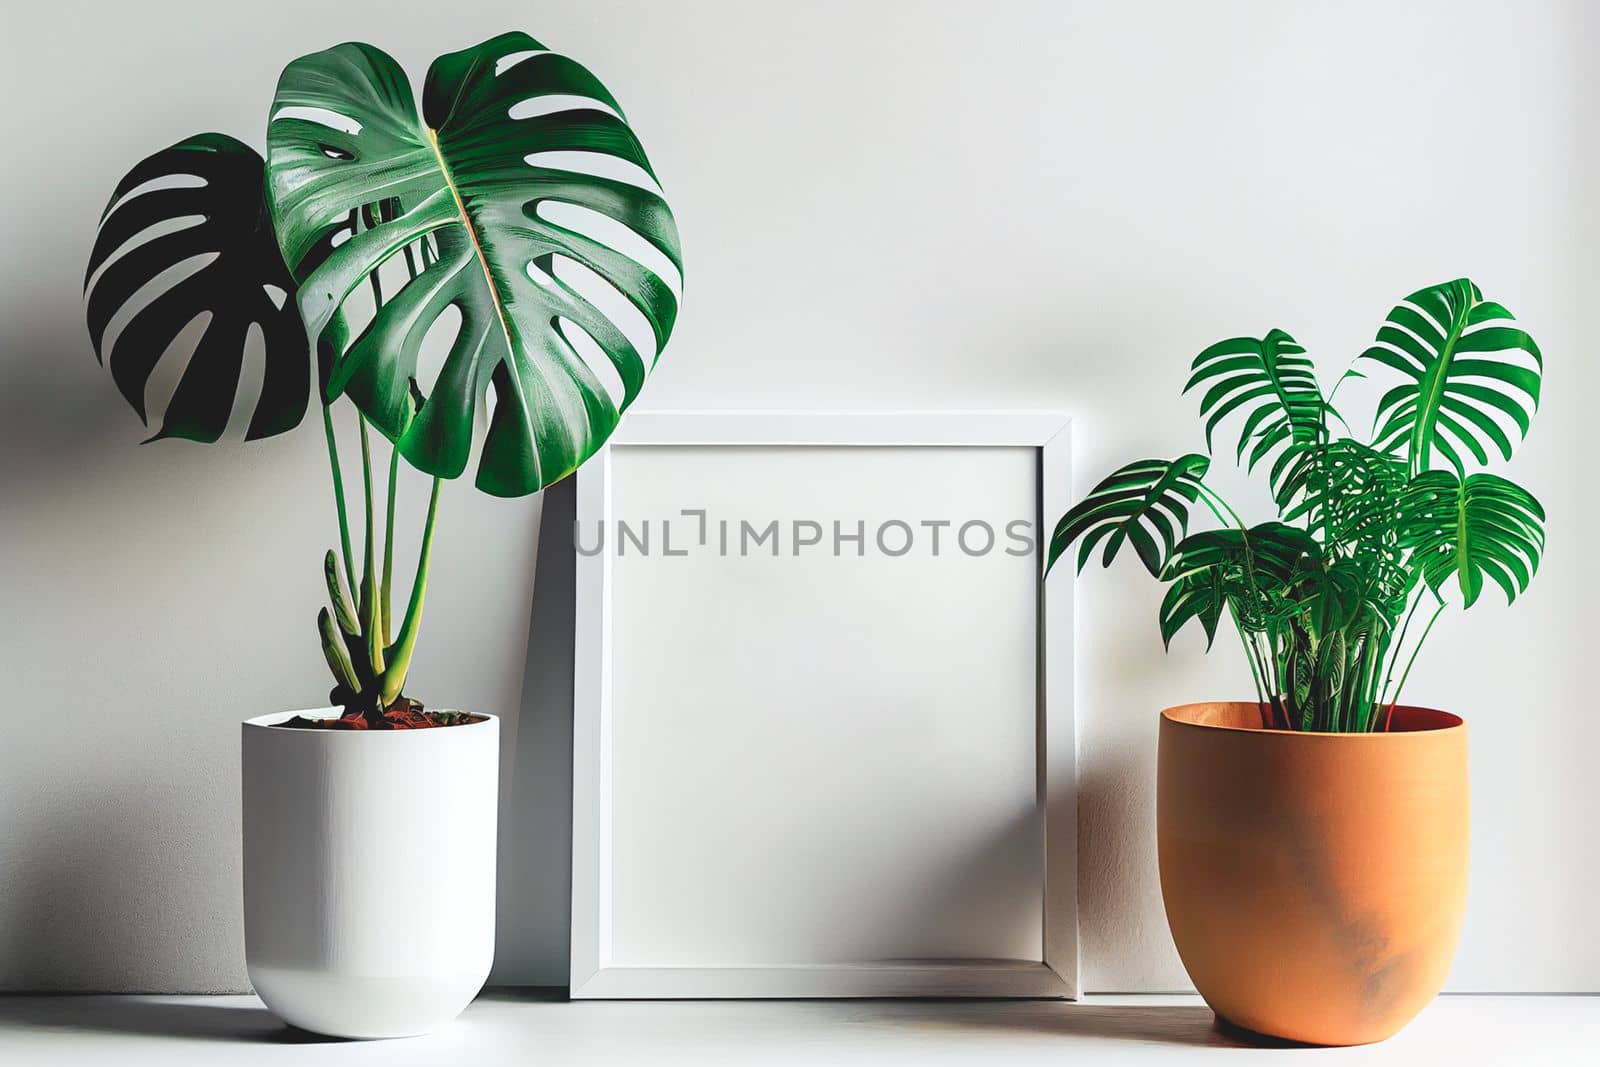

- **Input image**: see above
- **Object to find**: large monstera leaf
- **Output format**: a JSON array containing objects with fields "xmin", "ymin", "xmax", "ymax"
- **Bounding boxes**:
[
  {"xmin": 1045, "ymin": 455, "xmax": 1210, "ymax": 577},
  {"xmin": 1398, "ymin": 469, "xmax": 1545, "ymax": 607},
  {"xmin": 1184, "ymin": 328, "xmax": 1328, "ymax": 470},
  {"xmin": 266, "ymin": 32, "xmax": 683, "ymax": 496},
  {"xmin": 85, "ymin": 134, "xmax": 309, "ymax": 442},
  {"xmin": 1185, "ymin": 329, "xmax": 1330, "ymax": 511},
  {"xmin": 1358, "ymin": 278, "xmax": 1542, "ymax": 474}
]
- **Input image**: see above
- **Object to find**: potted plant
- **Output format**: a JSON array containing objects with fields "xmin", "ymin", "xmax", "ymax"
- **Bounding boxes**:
[
  {"xmin": 1045, "ymin": 279, "xmax": 1544, "ymax": 1045},
  {"xmin": 82, "ymin": 31, "xmax": 682, "ymax": 1038}
]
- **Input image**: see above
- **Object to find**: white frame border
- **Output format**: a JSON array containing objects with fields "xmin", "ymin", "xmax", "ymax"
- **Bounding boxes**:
[{"xmin": 571, "ymin": 410, "xmax": 1076, "ymax": 999}]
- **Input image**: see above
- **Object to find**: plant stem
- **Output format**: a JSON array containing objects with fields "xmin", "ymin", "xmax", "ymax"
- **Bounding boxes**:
[
  {"xmin": 1197, "ymin": 482, "xmax": 1246, "ymax": 530},
  {"xmin": 1198, "ymin": 481, "xmax": 1287, "ymax": 720},
  {"xmin": 321, "ymin": 403, "xmax": 357, "ymax": 596},
  {"xmin": 1348, "ymin": 628, "xmax": 1377, "ymax": 732},
  {"xmin": 358, "ymin": 417, "xmax": 384, "ymax": 683},
  {"xmin": 1387, "ymin": 598, "xmax": 1446, "ymax": 716},
  {"xmin": 380, "ymin": 477, "xmax": 442, "ymax": 707},
  {"xmin": 1379, "ymin": 591, "xmax": 1426, "ymax": 709},
  {"xmin": 1229, "ymin": 601, "xmax": 1267, "ymax": 710},
  {"xmin": 382, "ymin": 442, "xmax": 400, "ymax": 646},
  {"xmin": 1263, "ymin": 629, "xmax": 1285, "ymax": 716},
  {"xmin": 1367, "ymin": 627, "xmax": 1387, "ymax": 728},
  {"xmin": 1326, "ymin": 361, "xmax": 1362, "ymax": 410}
]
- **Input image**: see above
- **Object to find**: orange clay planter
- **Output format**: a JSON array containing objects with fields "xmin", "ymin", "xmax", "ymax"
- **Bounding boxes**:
[{"xmin": 1157, "ymin": 702, "xmax": 1468, "ymax": 1047}]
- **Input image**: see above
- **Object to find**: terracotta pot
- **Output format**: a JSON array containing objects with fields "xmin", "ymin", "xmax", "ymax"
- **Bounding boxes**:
[{"xmin": 1157, "ymin": 701, "xmax": 1468, "ymax": 1046}]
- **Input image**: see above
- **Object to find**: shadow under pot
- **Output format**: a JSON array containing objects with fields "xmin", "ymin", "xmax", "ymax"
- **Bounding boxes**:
[
  {"xmin": 1156, "ymin": 701, "xmax": 1468, "ymax": 1047},
  {"xmin": 240, "ymin": 709, "xmax": 498, "ymax": 1039}
]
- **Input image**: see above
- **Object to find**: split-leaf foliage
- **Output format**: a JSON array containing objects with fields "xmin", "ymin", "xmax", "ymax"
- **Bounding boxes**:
[
  {"xmin": 84, "ymin": 32, "xmax": 682, "ymax": 719},
  {"xmin": 1046, "ymin": 279, "xmax": 1545, "ymax": 731}
]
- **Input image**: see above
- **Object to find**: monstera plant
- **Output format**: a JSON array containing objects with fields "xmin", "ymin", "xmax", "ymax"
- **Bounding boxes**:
[
  {"xmin": 1047, "ymin": 279, "xmax": 1545, "ymax": 733},
  {"xmin": 83, "ymin": 31, "xmax": 682, "ymax": 1039},
  {"xmin": 85, "ymin": 32, "xmax": 681, "ymax": 727}
]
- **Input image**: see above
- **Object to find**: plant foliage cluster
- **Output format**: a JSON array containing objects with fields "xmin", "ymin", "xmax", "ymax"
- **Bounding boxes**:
[
  {"xmin": 1048, "ymin": 280, "xmax": 1545, "ymax": 731},
  {"xmin": 84, "ymin": 33, "xmax": 682, "ymax": 720}
]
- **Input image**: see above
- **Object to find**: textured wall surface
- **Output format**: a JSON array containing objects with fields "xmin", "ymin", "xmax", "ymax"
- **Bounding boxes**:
[{"xmin": 1, "ymin": 0, "xmax": 1594, "ymax": 992}]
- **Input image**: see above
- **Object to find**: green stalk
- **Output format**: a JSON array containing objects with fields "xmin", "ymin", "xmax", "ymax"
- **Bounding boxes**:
[
  {"xmin": 1345, "ymin": 633, "xmax": 1362, "ymax": 732},
  {"xmin": 1379, "ymin": 592, "xmax": 1426, "ymax": 709},
  {"xmin": 1264, "ymin": 628, "xmax": 1286, "ymax": 723},
  {"xmin": 1199, "ymin": 483, "xmax": 1287, "ymax": 708},
  {"xmin": 1355, "ymin": 627, "xmax": 1386, "ymax": 732},
  {"xmin": 1210, "ymin": 485, "xmax": 1286, "ymax": 719},
  {"xmin": 1229, "ymin": 601, "xmax": 1267, "ymax": 712},
  {"xmin": 358, "ymin": 417, "xmax": 385, "ymax": 682},
  {"xmin": 376, "ymin": 216, "xmax": 420, "ymax": 654},
  {"xmin": 380, "ymin": 477, "xmax": 442, "ymax": 707},
  {"xmin": 321, "ymin": 403, "xmax": 357, "ymax": 595},
  {"xmin": 1197, "ymin": 482, "xmax": 1246, "ymax": 530},
  {"xmin": 1340, "ymin": 635, "xmax": 1357, "ymax": 733},
  {"xmin": 1252, "ymin": 628, "xmax": 1289, "ymax": 729},
  {"xmin": 382, "ymin": 442, "xmax": 400, "ymax": 646},
  {"xmin": 374, "ymin": 224, "xmax": 422, "ymax": 690},
  {"xmin": 1387, "ymin": 599, "xmax": 1447, "ymax": 717}
]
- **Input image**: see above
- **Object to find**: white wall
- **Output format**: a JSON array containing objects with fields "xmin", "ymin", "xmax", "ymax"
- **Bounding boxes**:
[{"xmin": 2, "ymin": 0, "xmax": 1594, "ymax": 993}]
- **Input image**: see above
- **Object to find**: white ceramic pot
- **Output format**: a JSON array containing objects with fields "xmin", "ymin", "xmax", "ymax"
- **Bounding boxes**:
[{"xmin": 241, "ymin": 708, "xmax": 498, "ymax": 1039}]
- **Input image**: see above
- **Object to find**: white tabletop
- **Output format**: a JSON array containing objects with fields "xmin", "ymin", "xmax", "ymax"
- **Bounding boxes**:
[{"xmin": 0, "ymin": 993, "xmax": 1594, "ymax": 1065}]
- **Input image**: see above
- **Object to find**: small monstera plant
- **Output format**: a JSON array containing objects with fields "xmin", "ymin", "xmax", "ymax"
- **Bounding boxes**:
[
  {"xmin": 84, "ymin": 32, "xmax": 682, "ymax": 725},
  {"xmin": 1047, "ymin": 279, "xmax": 1545, "ymax": 732}
]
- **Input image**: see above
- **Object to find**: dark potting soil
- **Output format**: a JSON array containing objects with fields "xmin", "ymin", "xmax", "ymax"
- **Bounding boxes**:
[{"xmin": 275, "ymin": 702, "xmax": 486, "ymax": 731}]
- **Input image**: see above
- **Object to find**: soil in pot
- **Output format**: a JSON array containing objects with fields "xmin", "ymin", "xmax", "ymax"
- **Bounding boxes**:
[{"xmin": 276, "ymin": 697, "xmax": 486, "ymax": 730}]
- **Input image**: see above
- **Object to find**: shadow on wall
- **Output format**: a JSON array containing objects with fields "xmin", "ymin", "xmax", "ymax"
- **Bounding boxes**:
[
  {"xmin": 1075, "ymin": 708, "xmax": 1182, "ymax": 993},
  {"xmin": 0, "ymin": 326, "xmax": 134, "ymax": 509},
  {"xmin": 830, "ymin": 806, "xmax": 1045, "ymax": 962},
  {"xmin": 0, "ymin": 790, "xmax": 242, "ymax": 994},
  {"xmin": 493, "ymin": 477, "xmax": 577, "ymax": 986}
]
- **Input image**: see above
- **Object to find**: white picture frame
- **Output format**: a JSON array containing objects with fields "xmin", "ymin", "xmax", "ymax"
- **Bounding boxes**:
[{"xmin": 570, "ymin": 411, "xmax": 1076, "ymax": 999}]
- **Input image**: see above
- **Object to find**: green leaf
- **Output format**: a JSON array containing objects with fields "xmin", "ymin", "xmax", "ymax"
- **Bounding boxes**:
[
  {"xmin": 318, "ymin": 607, "xmax": 361, "ymax": 692},
  {"xmin": 1284, "ymin": 625, "xmax": 1317, "ymax": 729},
  {"xmin": 1398, "ymin": 470, "xmax": 1545, "ymax": 607},
  {"xmin": 1293, "ymin": 556, "xmax": 1369, "ymax": 638},
  {"xmin": 1045, "ymin": 455, "xmax": 1210, "ymax": 577},
  {"xmin": 85, "ymin": 133, "xmax": 309, "ymax": 442},
  {"xmin": 1319, "ymin": 629, "xmax": 1347, "ymax": 715},
  {"xmin": 1279, "ymin": 440, "xmax": 1407, "ymax": 545},
  {"xmin": 1184, "ymin": 328, "xmax": 1328, "ymax": 475},
  {"xmin": 1161, "ymin": 521, "xmax": 1320, "ymax": 634},
  {"xmin": 1358, "ymin": 279, "xmax": 1542, "ymax": 474},
  {"xmin": 266, "ymin": 33, "xmax": 683, "ymax": 497},
  {"xmin": 324, "ymin": 549, "xmax": 359, "ymax": 635},
  {"xmin": 1162, "ymin": 522, "xmax": 1320, "ymax": 585},
  {"xmin": 1158, "ymin": 566, "xmax": 1225, "ymax": 650}
]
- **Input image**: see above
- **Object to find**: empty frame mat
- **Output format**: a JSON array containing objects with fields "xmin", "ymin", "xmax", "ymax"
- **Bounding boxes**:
[{"xmin": 571, "ymin": 412, "xmax": 1075, "ymax": 998}]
